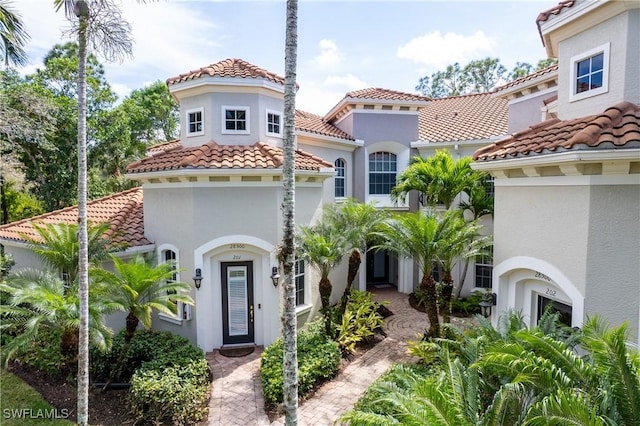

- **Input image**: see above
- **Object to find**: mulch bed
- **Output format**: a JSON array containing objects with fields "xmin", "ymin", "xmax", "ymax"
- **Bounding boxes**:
[{"xmin": 8, "ymin": 361, "xmax": 135, "ymax": 425}]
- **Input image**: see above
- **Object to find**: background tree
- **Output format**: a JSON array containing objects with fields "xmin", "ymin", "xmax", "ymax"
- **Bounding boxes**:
[
  {"xmin": 281, "ymin": 0, "xmax": 299, "ymax": 423},
  {"xmin": 415, "ymin": 62, "xmax": 465, "ymax": 98},
  {"xmin": 0, "ymin": 0, "xmax": 29, "ymax": 67},
  {"xmin": 463, "ymin": 57, "xmax": 506, "ymax": 93}
]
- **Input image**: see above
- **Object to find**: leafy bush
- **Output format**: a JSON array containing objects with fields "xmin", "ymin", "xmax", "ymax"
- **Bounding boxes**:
[
  {"xmin": 90, "ymin": 329, "xmax": 204, "ymax": 383},
  {"xmin": 336, "ymin": 290, "xmax": 385, "ymax": 355},
  {"xmin": 129, "ymin": 358, "xmax": 210, "ymax": 425},
  {"xmin": 9, "ymin": 328, "xmax": 66, "ymax": 377},
  {"xmin": 260, "ymin": 323, "xmax": 341, "ymax": 404},
  {"xmin": 451, "ymin": 291, "xmax": 484, "ymax": 316}
]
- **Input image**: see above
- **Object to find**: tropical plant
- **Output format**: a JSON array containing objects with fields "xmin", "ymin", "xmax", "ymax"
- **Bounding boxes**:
[
  {"xmin": 0, "ymin": 269, "xmax": 114, "ymax": 370},
  {"xmin": 374, "ymin": 209, "xmax": 461, "ymax": 338},
  {"xmin": 281, "ymin": 1, "xmax": 299, "ymax": 422},
  {"xmin": 25, "ymin": 221, "xmax": 118, "ymax": 284},
  {"xmin": 0, "ymin": 0, "xmax": 29, "ymax": 67},
  {"xmin": 392, "ymin": 150, "xmax": 481, "ymax": 210},
  {"xmin": 297, "ymin": 222, "xmax": 346, "ymax": 337},
  {"xmin": 89, "ymin": 254, "xmax": 193, "ymax": 391},
  {"xmin": 336, "ymin": 290, "xmax": 385, "ymax": 355},
  {"xmin": 324, "ymin": 199, "xmax": 386, "ymax": 316}
]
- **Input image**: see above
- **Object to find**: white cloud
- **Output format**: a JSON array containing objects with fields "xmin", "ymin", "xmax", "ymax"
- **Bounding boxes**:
[
  {"xmin": 323, "ymin": 74, "xmax": 368, "ymax": 91},
  {"xmin": 312, "ymin": 39, "xmax": 344, "ymax": 69},
  {"xmin": 397, "ymin": 30, "xmax": 495, "ymax": 70},
  {"xmin": 296, "ymin": 73, "xmax": 369, "ymax": 115}
]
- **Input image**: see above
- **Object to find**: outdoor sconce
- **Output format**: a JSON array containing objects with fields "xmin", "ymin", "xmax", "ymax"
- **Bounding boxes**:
[
  {"xmin": 270, "ymin": 266, "xmax": 280, "ymax": 287},
  {"xmin": 479, "ymin": 292, "xmax": 497, "ymax": 318},
  {"xmin": 193, "ymin": 268, "xmax": 203, "ymax": 290}
]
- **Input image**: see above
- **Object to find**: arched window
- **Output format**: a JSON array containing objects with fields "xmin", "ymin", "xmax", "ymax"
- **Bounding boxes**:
[
  {"xmin": 369, "ymin": 152, "xmax": 397, "ymax": 195},
  {"xmin": 159, "ymin": 246, "xmax": 190, "ymax": 322},
  {"xmin": 334, "ymin": 158, "xmax": 346, "ymax": 198}
]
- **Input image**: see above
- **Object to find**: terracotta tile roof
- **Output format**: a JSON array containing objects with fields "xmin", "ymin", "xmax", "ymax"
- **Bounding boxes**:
[
  {"xmin": 536, "ymin": 1, "xmax": 575, "ymax": 45},
  {"xmin": 493, "ymin": 64, "xmax": 558, "ymax": 93},
  {"xmin": 473, "ymin": 102, "xmax": 640, "ymax": 161},
  {"xmin": 343, "ymin": 87, "xmax": 431, "ymax": 103},
  {"xmin": 147, "ymin": 139, "xmax": 182, "ymax": 156},
  {"xmin": 418, "ymin": 93, "xmax": 508, "ymax": 143},
  {"xmin": 166, "ymin": 58, "xmax": 285, "ymax": 86},
  {"xmin": 127, "ymin": 141, "xmax": 333, "ymax": 174},
  {"xmin": 295, "ymin": 110, "xmax": 355, "ymax": 140},
  {"xmin": 0, "ymin": 187, "xmax": 150, "ymax": 248}
]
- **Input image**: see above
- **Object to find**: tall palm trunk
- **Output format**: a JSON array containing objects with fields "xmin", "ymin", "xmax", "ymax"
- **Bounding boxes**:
[
  {"xmin": 339, "ymin": 250, "xmax": 360, "ymax": 316},
  {"xmin": 455, "ymin": 259, "xmax": 470, "ymax": 300},
  {"xmin": 75, "ymin": 1, "xmax": 90, "ymax": 424},
  {"xmin": 319, "ymin": 276, "xmax": 333, "ymax": 337},
  {"xmin": 441, "ymin": 272, "xmax": 454, "ymax": 324},
  {"xmin": 282, "ymin": 1, "xmax": 299, "ymax": 424},
  {"xmin": 421, "ymin": 273, "xmax": 440, "ymax": 338},
  {"xmin": 101, "ymin": 312, "xmax": 139, "ymax": 392}
]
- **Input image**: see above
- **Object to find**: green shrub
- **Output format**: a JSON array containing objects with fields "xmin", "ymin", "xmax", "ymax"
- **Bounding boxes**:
[
  {"xmin": 260, "ymin": 325, "xmax": 341, "ymax": 404},
  {"xmin": 336, "ymin": 290, "xmax": 385, "ymax": 355},
  {"xmin": 9, "ymin": 329, "xmax": 66, "ymax": 377},
  {"xmin": 451, "ymin": 291, "xmax": 484, "ymax": 315},
  {"xmin": 90, "ymin": 329, "xmax": 204, "ymax": 383},
  {"xmin": 129, "ymin": 358, "xmax": 210, "ymax": 425}
]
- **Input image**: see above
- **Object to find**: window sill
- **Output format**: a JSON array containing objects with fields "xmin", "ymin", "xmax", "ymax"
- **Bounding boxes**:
[
  {"xmin": 295, "ymin": 304, "xmax": 313, "ymax": 315},
  {"xmin": 159, "ymin": 313, "xmax": 183, "ymax": 325},
  {"xmin": 186, "ymin": 132, "xmax": 204, "ymax": 137}
]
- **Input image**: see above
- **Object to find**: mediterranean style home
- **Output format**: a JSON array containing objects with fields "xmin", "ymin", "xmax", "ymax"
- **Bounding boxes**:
[{"xmin": 1, "ymin": 0, "xmax": 638, "ymax": 349}]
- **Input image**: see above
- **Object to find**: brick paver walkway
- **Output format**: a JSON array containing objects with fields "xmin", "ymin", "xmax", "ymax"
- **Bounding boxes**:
[{"xmin": 204, "ymin": 288, "xmax": 428, "ymax": 425}]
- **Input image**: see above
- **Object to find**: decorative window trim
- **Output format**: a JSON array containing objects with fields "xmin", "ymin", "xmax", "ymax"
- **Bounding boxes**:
[
  {"xmin": 569, "ymin": 42, "xmax": 610, "ymax": 102},
  {"xmin": 157, "ymin": 244, "xmax": 184, "ymax": 324},
  {"xmin": 265, "ymin": 109, "xmax": 283, "ymax": 137},
  {"xmin": 294, "ymin": 258, "xmax": 306, "ymax": 307},
  {"xmin": 368, "ymin": 151, "xmax": 397, "ymax": 195},
  {"xmin": 186, "ymin": 107, "xmax": 204, "ymax": 137},
  {"xmin": 334, "ymin": 158, "xmax": 346, "ymax": 198},
  {"xmin": 221, "ymin": 105, "xmax": 250, "ymax": 135},
  {"xmin": 474, "ymin": 247, "xmax": 493, "ymax": 289}
]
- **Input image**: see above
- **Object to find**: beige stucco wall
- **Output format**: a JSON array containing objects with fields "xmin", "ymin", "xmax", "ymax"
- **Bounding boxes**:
[
  {"xmin": 3, "ymin": 243, "xmax": 43, "ymax": 272},
  {"xmin": 557, "ymin": 9, "xmax": 638, "ymax": 120}
]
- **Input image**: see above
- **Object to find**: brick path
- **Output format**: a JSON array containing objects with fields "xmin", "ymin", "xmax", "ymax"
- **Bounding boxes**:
[{"xmin": 204, "ymin": 288, "xmax": 427, "ymax": 425}]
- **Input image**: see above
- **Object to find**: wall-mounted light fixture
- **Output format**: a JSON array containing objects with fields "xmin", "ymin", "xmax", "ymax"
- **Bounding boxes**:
[
  {"xmin": 270, "ymin": 266, "xmax": 280, "ymax": 287},
  {"xmin": 193, "ymin": 268, "xmax": 203, "ymax": 290},
  {"xmin": 479, "ymin": 292, "xmax": 497, "ymax": 318}
]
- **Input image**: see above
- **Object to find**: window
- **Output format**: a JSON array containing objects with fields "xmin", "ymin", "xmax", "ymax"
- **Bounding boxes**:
[
  {"xmin": 483, "ymin": 176, "xmax": 495, "ymax": 199},
  {"xmin": 334, "ymin": 158, "xmax": 346, "ymax": 198},
  {"xmin": 369, "ymin": 152, "xmax": 397, "ymax": 195},
  {"xmin": 222, "ymin": 106, "xmax": 250, "ymax": 134},
  {"xmin": 295, "ymin": 258, "xmax": 305, "ymax": 306},
  {"xmin": 186, "ymin": 108, "xmax": 204, "ymax": 136},
  {"xmin": 159, "ymin": 247, "xmax": 189, "ymax": 322},
  {"xmin": 475, "ymin": 247, "xmax": 493, "ymax": 289},
  {"xmin": 570, "ymin": 43, "xmax": 609, "ymax": 101},
  {"xmin": 266, "ymin": 110, "xmax": 282, "ymax": 136}
]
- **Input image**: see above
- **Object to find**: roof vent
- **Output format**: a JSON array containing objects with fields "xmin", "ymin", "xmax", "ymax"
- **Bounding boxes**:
[{"xmin": 453, "ymin": 111, "xmax": 459, "ymax": 117}]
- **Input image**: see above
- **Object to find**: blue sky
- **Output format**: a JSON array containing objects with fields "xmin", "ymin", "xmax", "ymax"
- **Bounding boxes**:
[{"xmin": 17, "ymin": 0, "xmax": 558, "ymax": 115}]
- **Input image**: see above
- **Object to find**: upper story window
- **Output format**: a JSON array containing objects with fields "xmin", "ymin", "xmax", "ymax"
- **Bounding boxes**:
[
  {"xmin": 222, "ymin": 106, "xmax": 250, "ymax": 134},
  {"xmin": 266, "ymin": 110, "xmax": 282, "ymax": 137},
  {"xmin": 334, "ymin": 158, "xmax": 346, "ymax": 198},
  {"xmin": 295, "ymin": 258, "xmax": 305, "ymax": 306},
  {"xmin": 186, "ymin": 108, "xmax": 204, "ymax": 136},
  {"xmin": 570, "ymin": 43, "xmax": 609, "ymax": 102},
  {"xmin": 369, "ymin": 152, "xmax": 397, "ymax": 195}
]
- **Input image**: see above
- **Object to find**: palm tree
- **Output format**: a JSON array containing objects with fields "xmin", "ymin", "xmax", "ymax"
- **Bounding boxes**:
[
  {"xmin": 90, "ymin": 254, "xmax": 193, "ymax": 390},
  {"xmin": 324, "ymin": 199, "xmax": 386, "ymax": 315},
  {"xmin": 392, "ymin": 150, "xmax": 479, "ymax": 210},
  {"xmin": 374, "ymin": 209, "xmax": 457, "ymax": 338},
  {"xmin": 298, "ymin": 222, "xmax": 346, "ymax": 337},
  {"xmin": 0, "ymin": 268, "xmax": 114, "ymax": 370},
  {"xmin": 26, "ymin": 221, "xmax": 118, "ymax": 284},
  {"xmin": 435, "ymin": 212, "xmax": 490, "ymax": 323},
  {"xmin": 52, "ymin": 1, "xmax": 132, "ymax": 422},
  {"xmin": 0, "ymin": 0, "xmax": 29, "ymax": 67},
  {"xmin": 281, "ymin": 1, "xmax": 299, "ymax": 423}
]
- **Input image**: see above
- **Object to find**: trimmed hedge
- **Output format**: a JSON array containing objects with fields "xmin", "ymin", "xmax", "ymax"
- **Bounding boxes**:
[{"xmin": 260, "ymin": 322, "xmax": 341, "ymax": 404}]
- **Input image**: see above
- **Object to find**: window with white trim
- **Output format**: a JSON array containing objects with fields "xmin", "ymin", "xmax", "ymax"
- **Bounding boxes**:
[
  {"xmin": 159, "ymin": 248, "xmax": 187, "ymax": 322},
  {"xmin": 295, "ymin": 258, "xmax": 305, "ymax": 306},
  {"xmin": 369, "ymin": 152, "xmax": 397, "ymax": 195},
  {"xmin": 222, "ymin": 106, "xmax": 250, "ymax": 134},
  {"xmin": 186, "ymin": 108, "xmax": 204, "ymax": 136},
  {"xmin": 266, "ymin": 109, "xmax": 282, "ymax": 137},
  {"xmin": 475, "ymin": 247, "xmax": 493, "ymax": 289},
  {"xmin": 334, "ymin": 158, "xmax": 346, "ymax": 198},
  {"xmin": 570, "ymin": 43, "xmax": 609, "ymax": 102}
]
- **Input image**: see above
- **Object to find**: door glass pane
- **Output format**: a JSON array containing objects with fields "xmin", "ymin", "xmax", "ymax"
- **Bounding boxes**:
[{"xmin": 227, "ymin": 267, "xmax": 247, "ymax": 336}]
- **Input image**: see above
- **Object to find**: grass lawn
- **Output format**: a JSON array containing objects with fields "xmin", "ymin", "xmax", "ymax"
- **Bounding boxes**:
[{"xmin": 0, "ymin": 370, "xmax": 72, "ymax": 426}]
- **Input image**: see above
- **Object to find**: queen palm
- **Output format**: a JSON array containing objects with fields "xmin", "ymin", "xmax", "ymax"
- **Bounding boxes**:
[
  {"xmin": 324, "ymin": 199, "xmax": 386, "ymax": 315},
  {"xmin": 375, "ymin": 209, "xmax": 461, "ymax": 338},
  {"xmin": 90, "ymin": 254, "xmax": 193, "ymax": 390},
  {"xmin": 298, "ymin": 222, "xmax": 346, "ymax": 337},
  {"xmin": 0, "ymin": 268, "xmax": 114, "ymax": 370}
]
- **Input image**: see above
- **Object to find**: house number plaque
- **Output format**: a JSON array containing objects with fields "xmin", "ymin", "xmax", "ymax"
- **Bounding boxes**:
[{"xmin": 534, "ymin": 271, "xmax": 552, "ymax": 282}]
